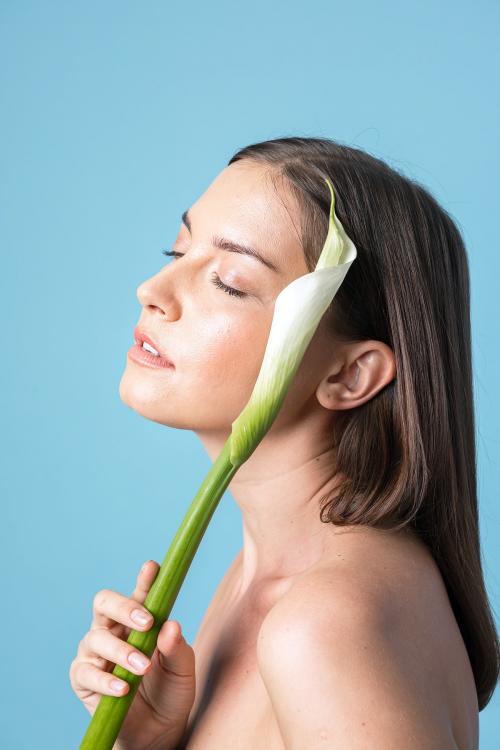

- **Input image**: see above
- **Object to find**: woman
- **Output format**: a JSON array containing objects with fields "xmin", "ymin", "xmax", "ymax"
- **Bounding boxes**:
[{"xmin": 69, "ymin": 137, "xmax": 499, "ymax": 749}]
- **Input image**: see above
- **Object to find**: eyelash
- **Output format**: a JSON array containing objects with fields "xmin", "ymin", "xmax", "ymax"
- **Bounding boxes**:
[{"xmin": 160, "ymin": 249, "xmax": 248, "ymax": 299}]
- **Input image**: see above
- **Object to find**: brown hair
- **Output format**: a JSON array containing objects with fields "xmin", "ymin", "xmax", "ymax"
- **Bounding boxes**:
[{"xmin": 228, "ymin": 136, "xmax": 499, "ymax": 711}]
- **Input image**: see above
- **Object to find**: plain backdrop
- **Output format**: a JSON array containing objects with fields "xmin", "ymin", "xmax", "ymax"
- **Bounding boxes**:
[{"xmin": 1, "ymin": 1, "xmax": 499, "ymax": 747}]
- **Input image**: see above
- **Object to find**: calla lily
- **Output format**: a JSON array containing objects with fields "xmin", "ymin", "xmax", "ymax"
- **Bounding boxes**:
[
  {"xmin": 79, "ymin": 177, "xmax": 357, "ymax": 749},
  {"xmin": 230, "ymin": 177, "xmax": 357, "ymax": 467}
]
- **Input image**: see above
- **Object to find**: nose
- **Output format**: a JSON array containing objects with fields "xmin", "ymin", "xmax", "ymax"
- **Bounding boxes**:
[{"xmin": 136, "ymin": 269, "xmax": 180, "ymax": 319}]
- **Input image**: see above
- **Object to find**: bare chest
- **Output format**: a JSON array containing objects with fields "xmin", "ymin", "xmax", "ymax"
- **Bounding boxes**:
[{"xmin": 181, "ymin": 591, "xmax": 286, "ymax": 750}]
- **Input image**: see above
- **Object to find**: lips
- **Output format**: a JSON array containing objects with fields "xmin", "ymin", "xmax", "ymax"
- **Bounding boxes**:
[{"xmin": 133, "ymin": 326, "xmax": 174, "ymax": 365}]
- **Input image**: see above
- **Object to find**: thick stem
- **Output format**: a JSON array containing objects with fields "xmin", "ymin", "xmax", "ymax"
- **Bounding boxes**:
[{"xmin": 79, "ymin": 436, "xmax": 239, "ymax": 749}]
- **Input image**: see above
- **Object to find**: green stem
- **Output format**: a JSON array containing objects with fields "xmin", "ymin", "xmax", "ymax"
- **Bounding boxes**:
[{"xmin": 79, "ymin": 435, "xmax": 239, "ymax": 749}]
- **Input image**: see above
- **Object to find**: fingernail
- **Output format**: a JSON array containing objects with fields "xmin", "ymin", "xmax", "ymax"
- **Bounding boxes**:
[
  {"xmin": 131, "ymin": 609, "xmax": 153, "ymax": 626},
  {"xmin": 111, "ymin": 679, "xmax": 127, "ymax": 693},
  {"xmin": 128, "ymin": 651, "xmax": 150, "ymax": 671}
]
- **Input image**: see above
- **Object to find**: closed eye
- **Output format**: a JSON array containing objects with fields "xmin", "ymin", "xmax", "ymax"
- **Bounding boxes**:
[{"xmin": 161, "ymin": 249, "xmax": 248, "ymax": 299}]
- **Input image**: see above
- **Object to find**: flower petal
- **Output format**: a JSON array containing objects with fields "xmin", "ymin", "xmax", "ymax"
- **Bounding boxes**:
[{"xmin": 229, "ymin": 178, "xmax": 357, "ymax": 467}]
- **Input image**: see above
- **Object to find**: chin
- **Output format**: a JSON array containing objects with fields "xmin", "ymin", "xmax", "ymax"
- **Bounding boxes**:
[
  {"xmin": 118, "ymin": 365, "xmax": 235, "ymax": 432},
  {"xmin": 118, "ymin": 368, "xmax": 192, "ymax": 429},
  {"xmin": 118, "ymin": 370, "xmax": 165, "ymax": 422}
]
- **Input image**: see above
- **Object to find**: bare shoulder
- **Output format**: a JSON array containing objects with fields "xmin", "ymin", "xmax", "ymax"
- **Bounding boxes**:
[
  {"xmin": 257, "ymin": 527, "xmax": 476, "ymax": 749},
  {"xmin": 259, "ymin": 525, "xmax": 441, "ymax": 636},
  {"xmin": 257, "ymin": 526, "xmax": 427, "ymax": 654}
]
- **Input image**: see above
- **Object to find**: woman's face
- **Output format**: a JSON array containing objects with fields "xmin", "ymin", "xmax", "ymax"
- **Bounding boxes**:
[{"xmin": 119, "ymin": 160, "xmax": 333, "ymax": 436}]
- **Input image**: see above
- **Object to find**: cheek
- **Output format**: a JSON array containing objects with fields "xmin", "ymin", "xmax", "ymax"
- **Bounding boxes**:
[
  {"xmin": 185, "ymin": 311, "xmax": 271, "ymax": 412},
  {"xmin": 119, "ymin": 307, "xmax": 273, "ymax": 430}
]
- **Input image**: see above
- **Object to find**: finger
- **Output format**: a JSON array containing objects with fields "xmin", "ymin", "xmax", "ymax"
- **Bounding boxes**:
[
  {"xmin": 130, "ymin": 559, "xmax": 160, "ymax": 604},
  {"xmin": 156, "ymin": 621, "xmax": 195, "ymax": 678},
  {"xmin": 91, "ymin": 587, "xmax": 154, "ymax": 632},
  {"xmin": 140, "ymin": 620, "xmax": 195, "ymax": 721},
  {"xmin": 72, "ymin": 659, "xmax": 131, "ymax": 698},
  {"xmin": 81, "ymin": 627, "xmax": 153, "ymax": 677}
]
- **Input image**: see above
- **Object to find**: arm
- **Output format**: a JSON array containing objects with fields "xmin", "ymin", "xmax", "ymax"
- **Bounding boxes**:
[{"xmin": 256, "ymin": 574, "xmax": 455, "ymax": 749}]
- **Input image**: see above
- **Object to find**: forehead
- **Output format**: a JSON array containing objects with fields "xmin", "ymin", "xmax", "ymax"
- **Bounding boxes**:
[{"xmin": 191, "ymin": 161, "xmax": 308, "ymax": 277}]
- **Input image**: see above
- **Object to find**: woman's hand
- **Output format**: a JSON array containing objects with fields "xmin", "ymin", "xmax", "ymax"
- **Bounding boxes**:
[{"xmin": 69, "ymin": 560, "xmax": 196, "ymax": 750}]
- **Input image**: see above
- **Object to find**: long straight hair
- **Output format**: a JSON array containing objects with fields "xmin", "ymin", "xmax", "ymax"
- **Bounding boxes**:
[{"xmin": 228, "ymin": 136, "xmax": 499, "ymax": 711}]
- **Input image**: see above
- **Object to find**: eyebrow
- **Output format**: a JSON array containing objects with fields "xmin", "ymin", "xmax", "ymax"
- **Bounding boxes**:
[{"xmin": 182, "ymin": 209, "xmax": 279, "ymax": 274}]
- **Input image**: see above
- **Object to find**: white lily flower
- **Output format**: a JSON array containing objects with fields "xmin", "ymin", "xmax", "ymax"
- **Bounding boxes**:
[{"xmin": 229, "ymin": 177, "xmax": 358, "ymax": 467}]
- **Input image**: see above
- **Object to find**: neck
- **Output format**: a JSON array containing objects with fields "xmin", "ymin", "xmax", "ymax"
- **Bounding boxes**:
[{"xmin": 196, "ymin": 409, "xmax": 344, "ymax": 593}]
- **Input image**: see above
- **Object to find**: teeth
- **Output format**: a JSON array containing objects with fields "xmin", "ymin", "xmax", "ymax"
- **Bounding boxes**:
[{"xmin": 142, "ymin": 341, "xmax": 159, "ymax": 356}]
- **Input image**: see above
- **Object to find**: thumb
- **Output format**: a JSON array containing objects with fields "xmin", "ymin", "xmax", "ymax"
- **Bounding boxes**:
[
  {"xmin": 139, "ymin": 619, "xmax": 196, "ymax": 727},
  {"xmin": 156, "ymin": 620, "xmax": 195, "ymax": 678}
]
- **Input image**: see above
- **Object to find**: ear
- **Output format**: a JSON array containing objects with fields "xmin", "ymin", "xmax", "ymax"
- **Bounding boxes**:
[{"xmin": 316, "ymin": 340, "xmax": 396, "ymax": 412}]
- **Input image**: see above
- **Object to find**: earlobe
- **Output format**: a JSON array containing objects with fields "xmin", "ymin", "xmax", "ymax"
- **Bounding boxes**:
[{"xmin": 316, "ymin": 341, "xmax": 396, "ymax": 412}]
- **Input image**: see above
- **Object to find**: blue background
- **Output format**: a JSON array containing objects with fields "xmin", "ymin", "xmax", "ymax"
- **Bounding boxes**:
[{"xmin": 1, "ymin": 1, "xmax": 499, "ymax": 747}]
